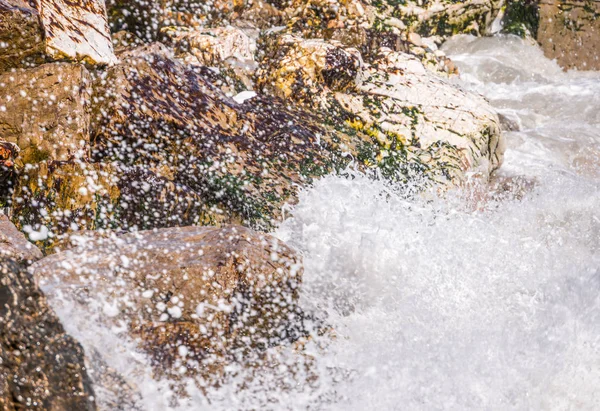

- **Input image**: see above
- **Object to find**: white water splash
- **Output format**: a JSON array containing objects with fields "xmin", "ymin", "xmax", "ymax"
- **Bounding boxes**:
[
  {"xmin": 271, "ymin": 35, "xmax": 600, "ymax": 409},
  {"xmin": 42, "ymin": 35, "xmax": 600, "ymax": 410}
]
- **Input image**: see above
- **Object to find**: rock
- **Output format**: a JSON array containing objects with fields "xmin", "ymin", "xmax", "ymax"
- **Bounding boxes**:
[
  {"xmin": 392, "ymin": 0, "xmax": 504, "ymax": 38},
  {"xmin": 408, "ymin": 32, "xmax": 423, "ymax": 47},
  {"xmin": 162, "ymin": 26, "xmax": 255, "ymax": 66},
  {"xmin": 500, "ymin": 0, "xmax": 599, "ymax": 70},
  {"xmin": 0, "ymin": 0, "xmax": 44, "ymax": 70},
  {"xmin": 161, "ymin": 25, "xmax": 258, "ymax": 92},
  {"xmin": 36, "ymin": 0, "xmax": 118, "ymax": 65},
  {"xmin": 4, "ymin": 41, "xmax": 366, "ymax": 247},
  {"xmin": 257, "ymin": 35, "xmax": 504, "ymax": 184},
  {"xmin": 88, "ymin": 43, "xmax": 352, "ymax": 232},
  {"xmin": 537, "ymin": 0, "xmax": 600, "ymax": 70},
  {"xmin": 500, "ymin": 0, "xmax": 540, "ymax": 37},
  {"xmin": 281, "ymin": 0, "xmax": 376, "ymax": 42},
  {"xmin": 106, "ymin": 0, "xmax": 242, "ymax": 41},
  {"xmin": 31, "ymin": 225, "xmax": 305, "ymax": 382},
  {"xmin": 0, "ymin": 0, "xmax": 117, "ymax": 70},
  {"xmin": 9, "ymin": 161, "xmax": 120, "ymax": 249},
  {"xmin": 235, "ymin": 0, "xmax": 282, "ymax": 29},
  {"xmin": 253, "ymin": 0, "xmax": 460, "ymax": 74},
  {"xmin": 0, "ymin": 63, "xmax": 92, "ymax": 163},
  {"xmin": 0, "ymin": 258, "xmax": 96, "ymax": 410},
  {"xmin": 0, "ymin": 214, "xmax": 42, "ymax": 263}
]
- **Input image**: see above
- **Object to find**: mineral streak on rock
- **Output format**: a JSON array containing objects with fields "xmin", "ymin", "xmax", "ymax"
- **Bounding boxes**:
[
  {"xmin": 0, "ymin": 0, "xmax": 117, "ymax": 69},
  {"xmin": 36, "ymin": 0, "xmax": 118, "ymax": 65}
]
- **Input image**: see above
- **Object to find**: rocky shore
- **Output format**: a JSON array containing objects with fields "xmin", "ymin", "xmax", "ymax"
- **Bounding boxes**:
[{"xmin": 0, "ymin": 0, "xmax": 596, "ymax": 409}]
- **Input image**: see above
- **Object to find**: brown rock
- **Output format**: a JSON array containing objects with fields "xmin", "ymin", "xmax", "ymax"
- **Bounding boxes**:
[
  {"xmin": 0, "ymin": 0, "xmax": 44, "ymax": 71},
  {"xmin": 537, "ymin": 0, "xmax": 600, "ymax": 70},
  {"xmin": 0, "ymin": 63, "xmax": 92, "ymax": 163},
  {"xmin": 0, "ymin": 214, "xmax": 42, "ymax": 263},
  {"xmin": 0, "ymin": 258, "xmax": 96, "ymax": 410},
  {"xmin": 31, "ymin": 225, "xmax": 305, "ymax": 382}
]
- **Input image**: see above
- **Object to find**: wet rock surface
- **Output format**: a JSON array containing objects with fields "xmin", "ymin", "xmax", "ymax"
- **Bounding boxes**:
[
  {"xmin": 32, "ymin": 225, "xmax": 305, "ymax": 384},
  {"xmin": 1, "ymin": 0, "xmax": 509, "ymax": 247},
  {"xmin": 0, "ymin": 0, "xmax": 525, "ymax": 405},
  {"xmin": 500, "ymin": 0, "xmax": 600, "ymax": 71},
  {"xmin": 88, "ymin": 42, "xmax": 353, "ymax": 232},
  {"xmin": 258, "ymin": 34, "xmax": 504, "ymax": 183},
  {"xmin": 0, "ymin": 258, "xmax": 96, "ymax": 410}
]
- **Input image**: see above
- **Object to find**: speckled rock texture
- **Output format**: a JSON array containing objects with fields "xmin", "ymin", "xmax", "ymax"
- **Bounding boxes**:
[
  {"xmin": 0, "ymin": 63, "xmax": 92, "ymax": 163},
  {"xmin": 88, "ymin": 43, "xmax": 354, "ymax": 232},
  {"xmin": 0, "ymin": 258, "xmax": 96, "ymax": 410}
]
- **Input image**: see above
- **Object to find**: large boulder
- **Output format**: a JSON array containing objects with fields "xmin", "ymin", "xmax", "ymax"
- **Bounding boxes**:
[
  {"xmin": 0, "ymin": 63, "xmax": 92, "ymax": 163},
  {"xmin": 257, "ymin": 34, "xmax": 504, "ymax": 184},
  {"xmin": 31, "ymin": 225, "xmax": 305, "ymax": 383},
  {"xmin": 4, "ymin": 41, "xmax": 362, "ymax": 248},
  {"xmin": 0, "ymin": 0, "xmax": 117, "ymax": 70},
  {"xmin": 0, "ymin": 258, "xmax": 96, "ymax": 410}
]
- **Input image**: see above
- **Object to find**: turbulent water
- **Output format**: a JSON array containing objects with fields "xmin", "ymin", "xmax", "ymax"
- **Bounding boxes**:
[{"xmin": 46, "ymin": 35, "xmax": 600, "ymax": 410}]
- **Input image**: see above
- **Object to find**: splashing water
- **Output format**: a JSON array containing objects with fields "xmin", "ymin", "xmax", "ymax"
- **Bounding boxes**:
[
  {"xmin": 273, "ymin": 35, "xmax": 600, "ymax": 409},
  {"xmin": 42, "ymin": 35, "xmax": 600, "ymax": 409}
]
